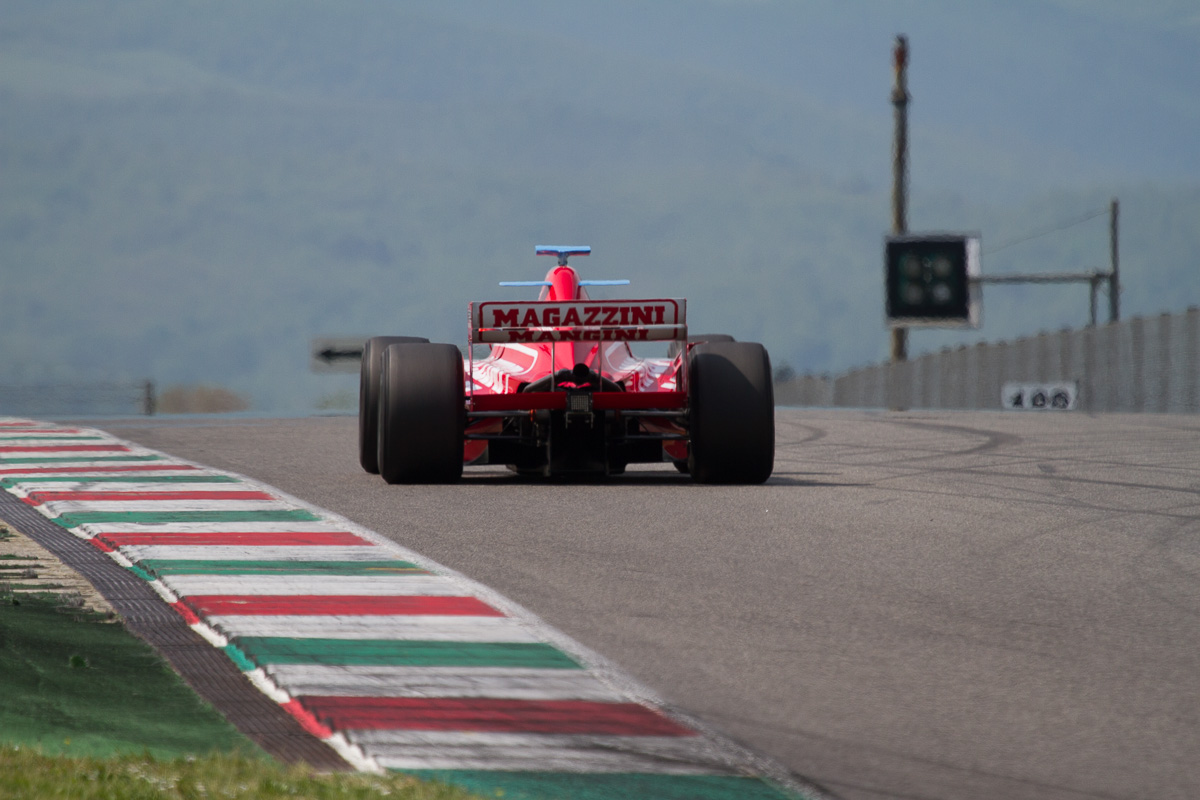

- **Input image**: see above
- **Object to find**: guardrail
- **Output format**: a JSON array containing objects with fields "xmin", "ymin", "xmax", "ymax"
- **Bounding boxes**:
[
  {"xmin": 0, "ymin": 380, "xmax": 156, "ymax": 417},
  {"xmin": 776, "ymin": 306, "xmax": 1200, "ymax": 413}
]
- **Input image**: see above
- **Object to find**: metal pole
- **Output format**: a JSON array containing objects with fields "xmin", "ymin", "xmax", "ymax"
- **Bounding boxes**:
[
  {"xmin": 143, "ymin": 380, "xmax": 156, "ymax": 416},
  {"xmin": 1109, "ymin": 197, "xmax": 1120, "ymax": 323},
  {"xmin": 1088, "ymin": 277, "xmax": 1098, "ymax": 328},
  {"xmin": 890, "ymin": 35, "xmax": 910, "ymax": 362}
]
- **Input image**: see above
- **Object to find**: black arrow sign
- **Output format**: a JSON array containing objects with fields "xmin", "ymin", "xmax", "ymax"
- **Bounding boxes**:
[{"xmin": 316, "ymin": 347, "xmax": 364, "ymax": 364}]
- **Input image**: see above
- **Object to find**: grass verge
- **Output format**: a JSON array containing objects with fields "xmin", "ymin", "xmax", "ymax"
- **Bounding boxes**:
[
  {"xmin": 0, "ymin": 746, "xmax": 477, "ymax": 800},
  {"xmin": 0, "ymin": 587, "xmax": 257, "ymax": 759},
  {"xmin": 0, "ymin": 587, "xmax": 480, "ymax": 799}
]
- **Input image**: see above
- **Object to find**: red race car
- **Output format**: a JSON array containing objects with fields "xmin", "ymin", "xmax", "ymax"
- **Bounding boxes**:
[{"xmin": 359, "ymin": 246, "xmax": 774, "ymax": 483}]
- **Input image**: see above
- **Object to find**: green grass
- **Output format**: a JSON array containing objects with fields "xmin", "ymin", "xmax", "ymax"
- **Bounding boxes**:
[
  {"xmin": 0, "ymin": 587, "xmax": 482, "ymax": 799},
  {"xmin": 0, "ymin": 588, "xmax": 257, "ymax": 759},
  {"xmin": 0, "ymin": 746, "xmax": 478, "ymax": 800}
]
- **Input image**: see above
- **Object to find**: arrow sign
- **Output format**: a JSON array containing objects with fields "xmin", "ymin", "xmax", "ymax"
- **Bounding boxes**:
[
  {"xmin": 310, "ymin": 337, "xmax": 367, "ymax": 373},
  {"xmin": 317, "ymin": 346, "xmax": 363, "ymax": 364}
]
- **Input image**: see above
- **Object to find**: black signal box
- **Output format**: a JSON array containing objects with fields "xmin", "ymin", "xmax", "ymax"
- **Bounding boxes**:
[{"xmin": 885, "ymin": 234, "xmax": 981, "ymax": 327}]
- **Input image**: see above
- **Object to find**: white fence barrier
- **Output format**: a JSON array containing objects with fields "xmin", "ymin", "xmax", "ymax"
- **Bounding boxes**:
[{"xmin": 776, "ymin": 306, "xmax": 1200, "ymax": 413}]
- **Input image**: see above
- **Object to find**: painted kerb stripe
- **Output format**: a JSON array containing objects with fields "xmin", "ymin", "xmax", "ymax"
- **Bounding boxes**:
[{"xmin": 0, "ymin": 418, "xmax": 818, "ymax": 800}]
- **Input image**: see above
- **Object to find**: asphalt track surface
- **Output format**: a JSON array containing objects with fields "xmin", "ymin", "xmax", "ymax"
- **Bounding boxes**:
[{"xmin": 102, "ymin": 409, "xmax": 1200, "ymax": 800}]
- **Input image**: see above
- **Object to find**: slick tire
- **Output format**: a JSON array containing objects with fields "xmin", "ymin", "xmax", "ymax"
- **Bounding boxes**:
[
  {"xmin": 378, "ymin": 343, "xmax": 464, "ymax": 484},
  {"xmin": 687, "ymin": 341, "xmax": 775, "ymax": 484},
  {"xmin": 359, "ymin": 336, "xmax": 428, "ymax": 473},
  {"xmin": 668, "ymin": 333, "xmax": 734, "ymax": 360}
]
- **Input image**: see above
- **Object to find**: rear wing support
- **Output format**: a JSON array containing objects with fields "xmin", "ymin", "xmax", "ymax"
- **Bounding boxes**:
[{"xmin": 535, "ymin": 245, "xmax": 591, "ymax": 266}]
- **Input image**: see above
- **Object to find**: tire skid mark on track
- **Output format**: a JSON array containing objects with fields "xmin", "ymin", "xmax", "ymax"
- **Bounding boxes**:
[
  {"xmin": 863, "ymin": 464, "xmax": 1200, "ymax": 520},
  {"xmin": 0, "ymin": 417, "xmax": 826, "ymax": 800},
  {"xmin": 884, "ymin": 420, "xmax": 1023, "ymax": 459},
  {"xmin": 772, "ymin": 418, "xmax": 829, "ymax": 449},
  {"xmin": 792, "ymin": 416, "xmax": 1200, "ymax": 511},
  {"xmin": 1128, "ymin": 516, "xmax": 1200, "ymax": 620},
  {"xmin": 704, "ymin": 706, "xmax": 1135, "ymax": 800}
]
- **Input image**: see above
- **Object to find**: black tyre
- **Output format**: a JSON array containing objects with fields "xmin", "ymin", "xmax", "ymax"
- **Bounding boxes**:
[
  {"xmin": 359, "ymin": 336, "xmax": 428, "ymax": 473},
  {"xmin": 378, "ymin": 343, "xmax": 464, "ymax": 484},
  {"xmin": 687, "ymin": 341, "xmax": 775, "ymax": 484},
  {"xmin": 668, "ymin": 333, "xmax": 734, "ymax": 360}
]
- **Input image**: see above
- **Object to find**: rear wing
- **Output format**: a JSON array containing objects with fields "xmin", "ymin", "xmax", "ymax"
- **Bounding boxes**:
[{"xmin": 471, "ymin": 299, "xmax": 687, "ymax": 344}]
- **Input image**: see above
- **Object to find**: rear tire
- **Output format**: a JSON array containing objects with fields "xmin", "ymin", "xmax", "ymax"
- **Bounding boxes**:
[
  {"xmin": 378, "ymin": 343, "xmax": 464, "ymax": 484},
  {"xmin": 359, "ymin": 336, "xmax": 428, "ymax": 473},
  {"xmin": 687, "ymin": 341, "xmax": 774, "ymax": 484}
]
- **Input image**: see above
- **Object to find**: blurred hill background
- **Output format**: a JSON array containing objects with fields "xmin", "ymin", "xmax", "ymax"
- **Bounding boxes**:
[{"xmin": 2, "ymin": 0, "xmax": 1197, "ymax": 412}]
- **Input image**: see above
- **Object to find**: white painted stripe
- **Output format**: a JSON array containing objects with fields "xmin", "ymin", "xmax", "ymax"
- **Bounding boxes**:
[
  {"xmin": 164, "ymin": 575, "xmax": 454, "ymax": 597},
  {"xmin": 8, "ymin": 482, "xmax": 251, "ymax": 494},
  {"xmin": 0, "ymin": 470, "xmax": 194, "ymax": 482},
  {"xmin": 0, "ymin": 463, "xmax": 181, "ymax": 473},
  {"xmin": 107, "ymin": 550, "xmax": 136, "ymax": 569},
  {"xmin": 0, "ymin": 443, "xmax": 122, "ymax": 450},
  {"xmin": 219, "ymin": 666, "xmax": 383, "ymax": 774},
  {"xmin": 38, "ymin": 499, "xmax": 295, "ymax": 515},
  {"xmin": 146, "ymin": 579, "xmax": 179, "ymax": 604},
  {"xmin": 265, "ymin": 664, "xmax": 624, "ymax": 701},
  {"xmin": 0, "ymin": 447, "xmax": 157, "ymax": 457},
  {"xmin": 206, "ymin": 615, "xmax": 536, "ymax": 642},
  {"xmin": 189, "ymin": 622, "xmax": 229, "ymax": 648},
  {"xmin": 0, "ymin": 433, "xmax": 110, "ymax": 440},
  {"xmin": 372, "ymin": 756, "xmax": 725, "ymax": 775},
  {"xmin": 116, "ymin": 545, "xmax": 395, "ymax": 562},
  {"xmin": 69, "ymin": 521, "xmax": 365, "ymax": 536},
  {"xmin": 325, "ymin": 732, "xmax": 384, "ymax": 775},
  {"xmin": 245, "ymin": 668, "xmax": 292, "ymax": 704},
  {"xmin": 356, "ymin": 729, "xmax": 706, "ymax": 749},
  {"xmin": 362, "ymin": 732, "xmax": 732, "ymax": 775}
]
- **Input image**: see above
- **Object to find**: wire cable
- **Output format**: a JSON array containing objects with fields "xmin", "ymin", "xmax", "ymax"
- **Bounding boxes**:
[{"xmin": 984, "ymin": 207, "xmax": 1109, "ymax": 255}]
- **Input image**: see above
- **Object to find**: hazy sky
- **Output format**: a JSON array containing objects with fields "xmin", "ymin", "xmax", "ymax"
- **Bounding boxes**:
[{"xmin": 2, "ymin": 0, "xmax": 1197, "ymax": 410}]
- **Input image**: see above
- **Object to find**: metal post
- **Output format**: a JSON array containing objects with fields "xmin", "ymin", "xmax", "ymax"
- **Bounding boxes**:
[
  {"xmin": 890, "ymin": 35, "xmax": 910, "ymax": 363},
  {"xmin": 1089, "ymin": 276, "xmax": 1098, "ymax": 328},
  {"xmin": 1109, "ymin": 198, "xmax": 1120, "ymax": 323},
  {"xmin": 143, "ymin": 380, "xmax": 156, "ymax": 416}
]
